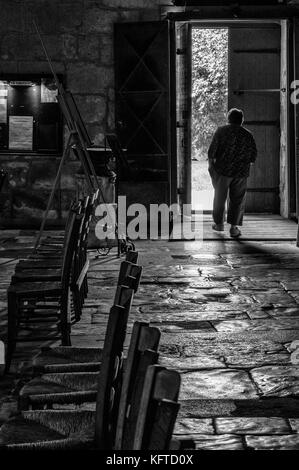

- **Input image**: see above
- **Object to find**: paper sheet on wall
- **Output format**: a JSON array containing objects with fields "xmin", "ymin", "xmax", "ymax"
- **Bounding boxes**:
[{"xmin": 9, "ymin": 116, "xmax": 33, "ymax": 150}]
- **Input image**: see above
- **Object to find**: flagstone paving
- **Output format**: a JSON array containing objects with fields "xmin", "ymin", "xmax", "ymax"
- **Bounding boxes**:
[{"xmin": 0, "ymin": 228, "xmax": 299, "ymax": 449}]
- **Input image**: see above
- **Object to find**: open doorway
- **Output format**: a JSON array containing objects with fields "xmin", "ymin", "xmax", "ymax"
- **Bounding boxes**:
[
  {"xmin": 191, "ymin": 27, "xmax": 228, "ymax": 212},
  {"xmin": 184, "ymin": 21, "xmax": 294, "ymax": 219}
]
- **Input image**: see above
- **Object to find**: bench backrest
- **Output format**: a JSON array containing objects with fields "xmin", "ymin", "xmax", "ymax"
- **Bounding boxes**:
[
  {"xmin": 94, "ymin": 285, "xmax": 134, "ymax": 449},
  {"xmin": 118, "ymin": 261, "xmax": 142, "ymax": 293},
  {"xmin": 133, "ymin": 366, "xmax": 181, "ymax": 450},
  {"xmin": 115, "ymin": 322, "xmax": 161, "ymax": 449}
]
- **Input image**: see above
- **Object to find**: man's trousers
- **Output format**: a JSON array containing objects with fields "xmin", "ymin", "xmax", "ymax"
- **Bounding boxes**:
[{"xmin": 209, "ymin": 167, "xmax": 247, "ymax": 226}]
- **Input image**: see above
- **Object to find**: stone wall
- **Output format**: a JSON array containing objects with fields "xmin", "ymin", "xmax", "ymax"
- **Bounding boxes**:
[{"xmin": 0, "ymin": 0, "xmax": 167, "ymax": 226}]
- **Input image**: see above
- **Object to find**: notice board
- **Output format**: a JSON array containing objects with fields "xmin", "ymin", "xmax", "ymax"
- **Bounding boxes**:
[{"xmin": 0, "ymin": 74, "xmax": 62, "ymax": 153}]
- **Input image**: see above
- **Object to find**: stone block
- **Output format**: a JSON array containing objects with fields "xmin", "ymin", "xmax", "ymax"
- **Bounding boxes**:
[
  {"xmin": 108, "ymin": 87, "xmax": 115, "ymax": 101},
  {"xmin": 12, "ymin": 188, "xmax": 59, "ymax": 220},
  {"xmin": 74, "ymin": 94, "xmax": 107, "ymax": 124},
  {"xmin": 62, "ymin": 34, "xmax": 78, "ymax": 60},
  {"xmin": 18, "ymin": 61, "xmax": 65, "ymax": 75},
  {"xmin": 32, "ymin": 2, "xmax": 61, "ymax": 34},
  {"xmin": 86, "ymin": 124, "xmax": 105, "ymax": 146},
  {"xmin": 0, "ymin": 61, "xmax": 18, "ymax": 73},
  {"xmin": 180, "ymin": 369, "xmax": 258, "ymax": 400},
  {"xmin": 0, "ymin": 1, "xmax": 27, "ymax": 32},
  {"xmin": 35, "ymin": 34, "xmax": 64, "ymax": 61},
  {"xmin": 67, "ymin": 63, "xmax": 113, "ymax": 93},
  {"xmin": 107, "ymin": 101, "xmax": 115, "ymax": 131},
  {"xmin": 60, "ymin": 162, "xmax": 81, "ymax": 190},
  {"xmin": 174, "ymin": 418, "xmax": 214, "ymax": 435},
  {"xmin": 289, "ymin": 418, "xmax": 299, "ymax": 432},
  {"xmin": 215, "ymin": 417, "xmax": 291, "ymax": 435},
  {"xmin": 245, "ymin": 434, "xmax": 299, "ymax": 450},
  {"xmin": 27, "ymin": 160, "xmax": 58, "ymax": 190},
  {"xmin": 0, "ymin": 33, "xmax": 42, "ymax": 61},
  {"xmin": 78, "ymin": 35, "xmax": 100, "ymax": 61},
  {"xmin": 194, "ymin": 434, "xmax": 244, "ymax": 451},
  {"xmin": 139, "ymin": 9, "xmax": 161, "ymax": 22},
  {"xmin": 100, "ymin": 34, "xmax": 114, "ymax": 65},
  {"xmin": 58, "ymin": 3, "xmax": 84, "ymax": 32},
  {"xmin": 119, "ymin": 9, "xmax": 142, "ymax": 23},
  {"xmin": 101, "ymin": 0, "xmax": 160, "ymax": 8},
  {"xmin": 83, "ymin": 7, "xmax": 119, "ymax": 34},
  {"xmin": 251, "ymin": 365, "xmax": 299, "ymax": 397},
  {"xmin": 4, "ymin": 161, "xmax": 29, "ymax": 189},
  {"xmin": 0, "ymin": 193, "xmax": 11, "ymax": 219}
]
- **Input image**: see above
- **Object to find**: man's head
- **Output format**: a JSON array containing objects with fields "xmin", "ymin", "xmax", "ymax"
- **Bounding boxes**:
[{"xmin": 227, "ymin": 108, "xmax": 244, "ymax": 126}]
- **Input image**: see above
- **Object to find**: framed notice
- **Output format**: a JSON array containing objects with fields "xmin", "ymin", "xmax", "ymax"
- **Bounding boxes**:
[
  {"xmin": 0, "ymin": 74, "xmax": 63, "ymax": 153},
  {"xmin": 9, "ymin": 115, "xmax": 33, "ymax": 150}
]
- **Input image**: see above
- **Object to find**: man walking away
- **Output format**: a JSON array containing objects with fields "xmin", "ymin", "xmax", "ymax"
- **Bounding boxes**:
[{"xmin": 208, "ymin": 108, "xmax": 257, "ymax": 238}]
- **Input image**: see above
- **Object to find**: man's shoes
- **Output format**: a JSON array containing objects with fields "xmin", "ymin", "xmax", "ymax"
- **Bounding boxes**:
[
  {"xmin": 230, "ymin": 226, "xmax": 241, "ymax": 238},
  {"xmin": 212, "ymin": 223, "xmax": 224, "ymax": 232}
]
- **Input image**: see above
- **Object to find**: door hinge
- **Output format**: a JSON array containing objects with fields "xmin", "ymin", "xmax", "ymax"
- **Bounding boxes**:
[
  {"xmin": 177, "ymin": 188, "xmax": 184, "ymax": 195},
  {"xmin": 176, "ymin": 48, "xmax": 186, "ymax": 55}
]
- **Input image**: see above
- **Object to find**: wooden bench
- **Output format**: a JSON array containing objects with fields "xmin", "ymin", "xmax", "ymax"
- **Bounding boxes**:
[
  {"xmin": 30, "ymin": 258, "xmax": 141, "ymax": 375},
  {"xmin": 17, "ymin": 261, "xmax": 142, "ymax": 409},
  {"xmin": 5, "ymin": 207, "xmax": 83, "ymax": 373},
  {"xmin": 0, "ymin": 317, "xmax": 161, "ymax": 449},
  {"xmin": 133, "ymin": 365, "xmax": 181, "ymax": 450}
]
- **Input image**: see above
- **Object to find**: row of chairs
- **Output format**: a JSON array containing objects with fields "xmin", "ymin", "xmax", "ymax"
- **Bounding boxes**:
[
  {"xmin": 0, "ymin": 252, "xmax": 192, "ymax": 450},
  {"xmin": 5, "ymin": 192, "xmax": 98, "ymax": 373}
]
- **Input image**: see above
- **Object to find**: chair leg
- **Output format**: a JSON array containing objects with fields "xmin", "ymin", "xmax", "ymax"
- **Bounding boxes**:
[
  {"xmin": 60, "ymin": 290, "xmax": 72, "ymax": 346},
  {"xmin": 5, "ymin": 291, "xmax": 19, "ymax": 374},
  {"xmin": 61, "ymin": 324, "xmax": 71, "ymax": 346},
  {"xmin": 72, "ymin": 288, "xmax": 81, "ymax": 322}
]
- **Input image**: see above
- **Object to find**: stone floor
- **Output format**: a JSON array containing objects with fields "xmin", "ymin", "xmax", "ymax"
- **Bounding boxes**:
[{"xmin": 1, "ymin": 219, "xmax": 299, "ymax": 450}]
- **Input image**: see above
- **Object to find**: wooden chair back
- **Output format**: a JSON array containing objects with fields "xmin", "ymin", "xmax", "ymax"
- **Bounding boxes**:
[
  {"xmin": 94, "ymin": 286, "xmax": 134, "ymax": 449},
  {"xmin": 133, "ymin": 366, "xmax": 181, "ymax": 450},
  {"xmin": 60, "ymin": 210, "xmax": 84, "ymax": 344},
  {"xmin": 71, "ymin": 196, "xmax": 89, "ymax": 320},
  {"xmin": 125, "ymin": 251, "xmax": 138, "ymax": 264},
  {"xmin": 118, "ymin": 261, "xmax": 142, "ymax": 292},
  {"xmin": 115, "ymin": 322, "xmax": 161, "ymax": 450}
]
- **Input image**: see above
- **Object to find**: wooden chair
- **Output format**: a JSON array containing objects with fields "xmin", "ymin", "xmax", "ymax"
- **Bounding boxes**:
[
  {"xmin": 11, "ymin": 199, "xmax": 86, "ymax": 285},
  {"xmin": 115, "ymin": 325, "xmax": 161, "ymax": 449},
  {"xmin": 13, "ymin": 200, "xmax": 82, "ymax": 273},
  {"xmin": 17, "ymin": 285, "xmax": 134, "ymax": 410},
  {"xmin": 30, "ymin": 259, "xmax": 142, "ymax": 375},
  {"xmin": 5, "ymin": 208, "xmax": 83, "ymax": 373},
  {"xmin": 17, "ymin": 262, "xmax": 143, "ymax": 409},
  {"xmin": 40, "ymin": 191, "xmax": 98, "ymax": 249},
  {"xmin": 133, "ymin": 365, "xmax": 181, "ymax": 450},
  {"xmin": 13, "ymin": 196, "xmax": 90, "ymax": 275},
  {"xmin": 0, "ymin": 291, "xmax": 132, "ymax": 449},
  {"xmin": 94, "ymin": 321, "xmax": 160, "ymax": 449},
  {"xmin": 0, "ymin": 320, "xmax": 161, "ymax": 449}
]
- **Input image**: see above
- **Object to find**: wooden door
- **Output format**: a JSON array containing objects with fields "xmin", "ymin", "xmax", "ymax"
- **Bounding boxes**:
[
  {"xmin": 114, "ymin": 21, "xmax": 174, "ymax": 207},
  {"xmin": 175, "ymin": 23, "xmax": 192, "ymax": 206},
  {"xmin": 228, "ymin": 25, "xmax": 281, "ymax": 213}
]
